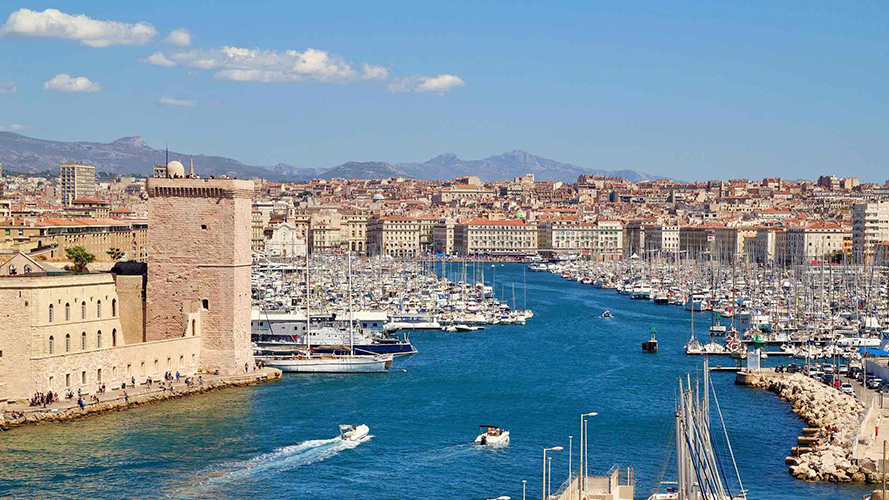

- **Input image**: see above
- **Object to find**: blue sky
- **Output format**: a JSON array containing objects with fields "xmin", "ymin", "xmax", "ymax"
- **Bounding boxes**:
[{"xmin": 1, "ymin": 1, "xmax": 887, "ymax": 181}]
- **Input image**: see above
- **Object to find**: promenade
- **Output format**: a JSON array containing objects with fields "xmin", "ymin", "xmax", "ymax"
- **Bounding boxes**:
[{"xmin": 1, "ymin": 367, "xmax": 282, "ymax": 430}]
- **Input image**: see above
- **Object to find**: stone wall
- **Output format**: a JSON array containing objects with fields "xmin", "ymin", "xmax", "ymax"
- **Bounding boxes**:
[
  {"xmin": 146, "ymin": 178, "xmax": 255, "ymax": 375},
  {"xmin": 115, "ymin": 274, "xmax": 145, "ymax": 344}
]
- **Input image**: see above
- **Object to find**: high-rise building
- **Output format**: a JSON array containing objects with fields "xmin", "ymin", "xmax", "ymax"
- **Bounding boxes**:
[
  {"xmin": 852, "ymin": 201, "xmax": 889, "ymax": 263},
  {"xmin": 59, "ymin": 163, "xmax": 96, "ymax": 206}
]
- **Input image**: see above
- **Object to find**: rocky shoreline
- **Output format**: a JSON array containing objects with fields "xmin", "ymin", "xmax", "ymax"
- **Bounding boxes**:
[
  {"xmin": 1, "ymin": 369, "xmax": 282, "ymax": 431},
  {"xmin": 739, "ymin": 370, "xmax": 884, "ymax": 484}
]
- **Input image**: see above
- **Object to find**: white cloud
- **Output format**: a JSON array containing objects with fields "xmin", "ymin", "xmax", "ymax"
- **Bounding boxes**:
[
  {"xmin": 159, "ymin": 95, "xmax": 197, "ymax": 107},
  {"xmin": 0, "ymin": 124, "xmax": 27, "ymax": 132},
  {"xmin": 143, "ymin": 51, "xmax": 176, "ymax": 67},
  {"xmin": 362, "ymin": 63, "xmax": 389, "ymax": 81},
  {"xmin": 388, "ymin": 74, "xmax": 465, "ymax": 94},
  {"xmin": 165, "ymin": 46, "xmax": 359, "ymax": 83},
  {"xmin": 0, "ymin": 8, "xmax": 157, "ymax": 48},
  {"xmin": 165, "ymin": 28, "xmax": 191, "ymax": 47},
  {"xmin": 42, "ymin": 73, "xmax": 101, "ymax": 93},
  {"xmin": 0, "ymin": 81, "xmax": 16, "ymax": 93}
]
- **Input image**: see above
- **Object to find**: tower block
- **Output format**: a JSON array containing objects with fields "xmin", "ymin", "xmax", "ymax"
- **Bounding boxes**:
[{"xmin": 146, "ymin": 178, "xmax": 254, "ymax": 374}]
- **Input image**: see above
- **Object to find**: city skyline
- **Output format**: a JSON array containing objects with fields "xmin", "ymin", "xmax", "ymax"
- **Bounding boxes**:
[{"xmin": 1, "ymin": 2, "xmax": 887, "ymax": 182}]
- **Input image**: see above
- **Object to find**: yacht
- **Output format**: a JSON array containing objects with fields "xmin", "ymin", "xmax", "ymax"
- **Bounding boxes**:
[
  {"xmin": 340, "ymin": 424, "xmax": 370, "ymax": 442},
  {"xmin": 475, "ymin": 425, "xmax": 510, "ymax": 446},
  {"xmin": 685, "ymin": 294, "xmax": 708, "ymax": 311}
]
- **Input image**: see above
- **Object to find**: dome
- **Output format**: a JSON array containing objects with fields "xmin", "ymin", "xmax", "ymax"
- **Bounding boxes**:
[
  {"xmin": 166, "ymin": 160, "xmax": 185, "ymax": 178},
  {"xmin": 373, "ymin": 194, "xmax": 385, "ymax": 201}
]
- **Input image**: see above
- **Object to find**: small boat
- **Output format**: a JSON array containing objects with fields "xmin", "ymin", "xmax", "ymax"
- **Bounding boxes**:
[
  {"xmin": 455, "ymin": 324, "xmax": 480, "ymax": 332},
  {"xmin": 339, "ymin": 424, "xmax": 370, "ymax": 442},
  {"xmin": 602, "ymin": 310, "xmax": 613, "ymax": 318},
  {"xmin": 475, "ymin": 425, "xmax": 510, "ymax": 446},
  {"xmin": 642, "ymin": 327, "xmax": 658, "ymax": 353}
]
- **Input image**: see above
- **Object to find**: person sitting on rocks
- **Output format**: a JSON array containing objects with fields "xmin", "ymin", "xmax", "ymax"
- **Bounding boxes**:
[
  {"xmin": 77, "ymin": 397, "xmax": 85, "ymax": 410},
  {"xmin": 198, "ymin": 376, "xmax": 204, "ymax": 385}
]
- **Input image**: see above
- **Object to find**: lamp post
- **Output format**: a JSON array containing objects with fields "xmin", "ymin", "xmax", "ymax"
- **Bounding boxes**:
[
  {"xmin": 542, "ymin": 446, "xmax": 563, "ymax": 500},
  {"xmin": 522, "ymin": 479, "xmax": 526, "ymax": 500},
  {"xmin": 548, "ymin": 456, "xmax": 552, "ymax": 499},
  {"xmin": 578, "ymin": 412, "xmax": 597, "ymax": 498},
  {"xmin": 568, "ymin": 435, "xmax": 573, "ymax": 481}
]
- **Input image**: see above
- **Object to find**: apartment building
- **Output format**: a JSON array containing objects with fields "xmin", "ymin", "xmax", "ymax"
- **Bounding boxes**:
[
  {"xmin": 453, "ymin": 218, "xmax": 537, "ymax": 256},
  {"xmin": 852, "ymin": 201, "xmax": 889, "ymax": 263},
  {"xmin": 59, "ymin": 163, "xmax": 96, "ymax": 206},
  {"xmin": 366, "ymin": 216, "xmax": 420, "ymax": 257}
]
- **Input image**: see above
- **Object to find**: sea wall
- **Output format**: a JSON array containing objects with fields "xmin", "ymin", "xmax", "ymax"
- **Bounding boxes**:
[
  {"xmin": 0, "ymin": 369, "xmax": 281, "ymax": 431},
  {"xmin": 740, "ymin": 370, "xmax": 883, "ymax": 483}
]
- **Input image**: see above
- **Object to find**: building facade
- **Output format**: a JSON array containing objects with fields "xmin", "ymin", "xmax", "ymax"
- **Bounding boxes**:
[
  {"xmin": 453, "ymin": 219, "xmax": 537, "ymax": 256},
  {"xmin": 852, "ymin": 201, "xmax": 889, "ymax": 263},
  {"xmin": 60, "ymin": 163, "xmax": 96, "ymax": 206}
]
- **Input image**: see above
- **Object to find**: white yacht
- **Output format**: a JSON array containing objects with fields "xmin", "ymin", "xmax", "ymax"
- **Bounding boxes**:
[
  {"xmin": 340, "ymin": 424, "xmax": 370, "ymax": 442},
  {"xmin": 475, "ymin": 425, "xmax": 510, "ymax": 446}
]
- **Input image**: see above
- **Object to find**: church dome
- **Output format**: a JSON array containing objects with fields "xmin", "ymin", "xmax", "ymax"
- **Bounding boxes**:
[
  {"xmin": 166, "ymin": 160, "xmax": 185, "ymax": 178},
  {"xmin": 373, "ymin": 193, "xmax": 385, "ymax": 201}
]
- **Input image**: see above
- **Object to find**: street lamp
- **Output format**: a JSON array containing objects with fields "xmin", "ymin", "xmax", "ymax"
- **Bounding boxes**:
[
  {"xmin": 578, "ymin": 412, "xmax": 597, "ymax": 497},
  {"xmin": 522, "ymin": 479, "xmax": 526, "ymax": 500},
  {"xmin": 568, "ymin": 435, "xmax": 573, "ymax": 480},
  {"xmin": 542, "ymin": 446, "xmax": 563, "ymax": 500}
]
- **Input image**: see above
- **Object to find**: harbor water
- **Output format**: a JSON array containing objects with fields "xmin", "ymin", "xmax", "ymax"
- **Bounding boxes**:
[{"xmin": 0, "ymin": 263, "xmax": 873, "ymax": 499}]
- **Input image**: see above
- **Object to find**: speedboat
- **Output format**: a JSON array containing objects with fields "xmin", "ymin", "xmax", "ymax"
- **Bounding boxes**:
[
  {"xmin": 340, "ymin": 424, "xmax": 370, "ymax": 442},
  {"xmin": 475, "ymin": 425, "xmax": 510, "ymax": 446},
  {"xmin": 602, "ymin": 310, "xmax": 612, "ymax": 318},
  {"xmin": 455, "ymin": 324, "xmax": 480, "ymax": 332}
]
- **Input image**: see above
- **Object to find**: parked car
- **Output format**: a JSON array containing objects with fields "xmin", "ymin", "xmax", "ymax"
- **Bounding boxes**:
[
  {"xmin": 823, "ymin": 365, "xmax": 836, "ymax": 375},
  {"xmin": 867, "ymin": 378, "xmax": 883, "ymax": 390},
  {"xmin": 786, "ymin": 363, "xmax": 801, "ymax": 374},
  {"xmin": 840, "ymin": 382, "xmax": 855, "ymax": 395},
  {"xmin": 838, "ymin": 366, "xmax": 849, "ymax": 376},
  {"xmin": 850, "ymin": 366, "xmax": 862, "ymax": 378}
]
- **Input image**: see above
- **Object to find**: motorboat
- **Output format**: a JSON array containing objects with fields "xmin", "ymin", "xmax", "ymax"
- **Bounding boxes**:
[
  {"xmin": 602, "ymin": 310, "xmax": 613, "ymax": 318},
  {"xmin": 454, "ymin": 324, "xmax": 480, "ymax": 332},
  {"xmin": 475, "ymin": 425, "xmax": 510, "ymax": 446},
  {"xmin": 339, "ymin": 424, "xmax": 370, "ymax": 442}
]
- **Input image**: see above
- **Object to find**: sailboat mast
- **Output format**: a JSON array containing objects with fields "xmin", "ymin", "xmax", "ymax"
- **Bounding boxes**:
[
  {"xmin": 306, "ymin": 239, "xmax": 311, "ymax": 355},
  {"xmin": 348, "ymin": 248, "xmax": 354, "ymax": 358}
]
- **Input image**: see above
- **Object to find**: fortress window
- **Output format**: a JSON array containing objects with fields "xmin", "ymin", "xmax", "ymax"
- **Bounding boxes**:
[
  {"xmin": 112, "ymin": 329, "xmax": 117, "ymax": 347},
  {"xmin": 97, "ymin": 330, "xmax": 102, "ymax": 348},
  {"xmin": 112, "ymin": 299, "xmax": 117, "ymax": 317},
  {"xmin": 202, "ymin": 299, "xmax": 209, "ymax": 310},
  {"xmin": 81, "ymin": 332, "xmax": 86, "ymax": 350},
  {"xmin": 201, "ymin": 224, "xmax": 207, "ymax": 230},
  {"xmin": 65, "ymin": 334, "xmax": 70, "ymax": 352},
  {"xmin": 49, "ymin": 304, "xmax": 54, "ymax": 323},
  {"xmin": 97, "ymin": 300, "xmax": 102, "ymax": 318},
  {"xmin": 81, "ymin": 301, "xmax": 86, "ymax": 320},
  {"xmin": 49, "ymin": 336, "xmax": 54, "ymax": 354},
  {"xmin": 65, "ymin": 303, "xmax": 70, "ymax": 321}
]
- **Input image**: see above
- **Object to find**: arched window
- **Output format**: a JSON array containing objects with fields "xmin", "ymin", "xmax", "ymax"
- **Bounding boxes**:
[
  {"xmin": 7, "ymin": 264, "xmax": 16, "ymax": 275},
  {"xmin": 65, "ymin": 303, "xmax": 70, "ymax": 321},
  {"xmin": 112, "ymin": 329, "xmax": 117, "ymax": 347},
  {"xmin": 65, "ymin": 334, "xmax": 70, "ymax": 352},
  {"xmin": 49, "ymin": 336, "xmax": 54, "ymax": 355},
  {"xmin": 49, "ymin": 304, "xmax": 54, "ymax": 323},
  {"xmin": 97, "ymin": 330, "xmax": 102, "ymax": 348},
  {"xmin": 97, "ymin": 300, "xmax": 102, "ymax": 318},
  {"xmin": 112, "ymin": 299, "xmax": 117, "ymax": 317},
  {"xmin": 81, "ymin": 332, "xmax": 86, "ymax": 350},
  {"xmin": 23, "ymin": 265, "xmax": 32, "ymax": 274},
  {"xmin": 81, "ymin": 302, "xmax": 86, "ymax": 320}
]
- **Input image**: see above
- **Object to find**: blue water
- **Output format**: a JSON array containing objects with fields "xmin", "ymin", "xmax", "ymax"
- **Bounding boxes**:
[{"xmin": 0, "ymin": 264, "xmax": 872, "ymax": 499}]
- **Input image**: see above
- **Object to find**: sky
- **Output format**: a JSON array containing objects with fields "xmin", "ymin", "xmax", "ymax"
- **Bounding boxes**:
[{"xmin": 0, "ymin": 1, "xmax": 887, "ymax": 182}]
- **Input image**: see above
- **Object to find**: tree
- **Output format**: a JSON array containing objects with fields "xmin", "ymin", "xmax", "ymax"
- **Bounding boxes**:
[
  {"xmin": 106, "ymin": 247, "xmax": 125, "ymax": 260},
  {"xmin": 66, "ymin": 246, "xmax": 96, "ymax": 273}
]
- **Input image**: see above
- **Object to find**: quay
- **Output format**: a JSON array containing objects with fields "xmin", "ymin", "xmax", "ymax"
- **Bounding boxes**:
[{"xmin": 1, "ymin": 367, "xmax": 282, "ymax": 431}]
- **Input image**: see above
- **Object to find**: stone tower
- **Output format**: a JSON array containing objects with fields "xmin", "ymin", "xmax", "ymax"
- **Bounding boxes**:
[{"xmin": 145, "ymin": 177, "xmax": 254, "ymax": 374}]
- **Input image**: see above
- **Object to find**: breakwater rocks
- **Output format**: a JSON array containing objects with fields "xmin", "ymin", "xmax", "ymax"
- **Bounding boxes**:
[
  {"xmin": 1, "ymin": 369, "xmax": 282, "ymax": 431},
  {"xmin": 739, "ymin": 370, "xmax": 881, "ymax": 483}
]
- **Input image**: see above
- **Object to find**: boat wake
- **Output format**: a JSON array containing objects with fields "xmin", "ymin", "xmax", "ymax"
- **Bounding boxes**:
[{"xmin": 168, "ymin": 436, "xmax": 371, "ymax": 498}]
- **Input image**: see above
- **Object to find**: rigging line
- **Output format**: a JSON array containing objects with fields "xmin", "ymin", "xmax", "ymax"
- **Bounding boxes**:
[{"xmin": 711, "ymin": 374, "xmax": 746, "ymax": 494}]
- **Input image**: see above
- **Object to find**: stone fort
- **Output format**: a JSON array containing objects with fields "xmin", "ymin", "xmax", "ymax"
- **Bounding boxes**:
[{"xmin": 0, "ymin": 165, "xmax": 254, "ymax": 403}]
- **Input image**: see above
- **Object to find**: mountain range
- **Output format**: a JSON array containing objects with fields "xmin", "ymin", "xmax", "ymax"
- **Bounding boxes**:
[{"xmin": 0, "ymin": 132, "xmax": 664, "ymax": 183}]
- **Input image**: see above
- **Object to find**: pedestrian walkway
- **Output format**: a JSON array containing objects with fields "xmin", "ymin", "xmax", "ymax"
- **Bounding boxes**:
[{"xmin": 6, "ymin": 367, "xmax": 279, "ymax": 415}]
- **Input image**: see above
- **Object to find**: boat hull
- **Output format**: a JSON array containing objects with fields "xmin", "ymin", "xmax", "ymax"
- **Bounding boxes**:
[{"xmin": 258, "ymin": 356, "xmax": 392, "ymax": 373}]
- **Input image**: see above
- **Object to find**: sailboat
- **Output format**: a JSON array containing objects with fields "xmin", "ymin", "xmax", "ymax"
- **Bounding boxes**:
[
  {"xmin": 648, "ymin": 358, "xmax": 748, "ymax": 500},
  {"xmin": 257, "ymin": 249, "xmax": 393, "ymax": 373}
]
